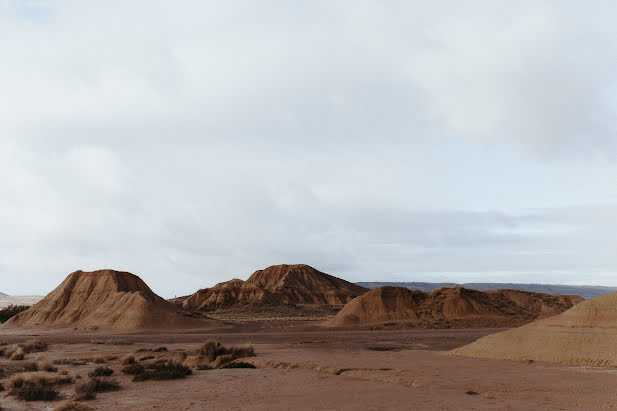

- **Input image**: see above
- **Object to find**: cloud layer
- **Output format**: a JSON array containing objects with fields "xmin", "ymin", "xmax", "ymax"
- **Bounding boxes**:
[{"xmin": 1, "ymin": 1, "xmax": 616, "ymax": 296}]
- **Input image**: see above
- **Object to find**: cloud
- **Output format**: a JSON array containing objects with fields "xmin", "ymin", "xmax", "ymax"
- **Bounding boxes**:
[{"xmin": 1, "ymin": 1, "xmax": 617, "ymax": 295}]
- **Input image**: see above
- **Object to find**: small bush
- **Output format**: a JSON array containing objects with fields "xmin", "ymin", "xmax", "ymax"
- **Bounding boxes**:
[
  {"xmin": 0, "ymin": 305, "xmax": 30, "ymax": 323},
  {"xmin": 139, "ymin": 355, "xmax": 154, "ymax": 361},
  {"xmin": 220, "ymin": 361, "xmax": 256, "ymax": 369},
  {"xmin": 53, "ymin": 401, "xmax": 93, "ymax": 411},
  {"xmin": 2, "ymin": 340, "xmax": 47, "ymax": 360},
  {"xmin": 88, "ymin": 366, "xmax": 113, "ymax": 377},
  {"xmin": 195, "ymin": 340, "xmax": 255, "ymax": 368},
  {"xmin": 23, "ymin": 358, "xmax": 57, "ymax": 372},
  {"xmin": 75, "ymin": 378, "xmax": 120, "ymax": 400},
  {"xmin": 121, "ymin": 363, "xmax": 144, "ymax": 375},
  {"xmin": 154, "ymin": 347, "xmax": 168, "ymax": 352},
  {"xmin": 7, "ymin": 372, "xmax": 71, "ymax": 401},
  {"xmin": 90, "ymin": 339, "xmax": 131, "ymax": 345},
  {"xmin": 92, "ymin": 355, "xmax": 106, "ymax": 364},
  {"xmin": 132, "ymin": 361, "xmax": 192, "ymax": 382},
  {"xmin": 0, "ymin": 382, "xmax": 4, "ymax": 391},
  {"xmin": 121, "ymin": 354, "xmax": 135, "ymax": 365}
]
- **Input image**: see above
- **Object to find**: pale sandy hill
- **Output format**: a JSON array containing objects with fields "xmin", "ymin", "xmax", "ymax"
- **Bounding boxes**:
[
  {"xmin": 3, "ymin": 269, "xmax": 213, "ymax": 330},
  {"xmin": 451, "ymin": 291, "xmax": 617, "ymax": 366},
  {"xmin": 325, "ymin": 286, "xmax": 582, "ymax": 328}
]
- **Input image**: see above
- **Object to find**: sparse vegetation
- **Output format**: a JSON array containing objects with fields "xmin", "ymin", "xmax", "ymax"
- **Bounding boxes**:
[
  {"xmin": 195, "ymin": 340, "xmax": 255, "ymax": 367},
  {"xmin": 122, "ymin": 363, "xmax": 145, "ymax": 375},
  {"xmin": 90, "ymin": 338, "xmax": 131, "ymax": 345},
  {"xmin": 466, "ymin": 390, "xmax": 480, "ymax": 396},
  {"xmin": 139, "ymin": 355, "xmax": 155, "ymax": 361},
  {"xmin": 23, "ymin": 358, "xmax": 57, "ymax": 372},
  {"xmin": 0, "ymin": 305, "xmax": 30, "ymax": 323},
  {"xmin": 121, "ymin": 354, "xmax": 136, "ymax": 365},
  {"xmin": 154, "ymin": 347, "xmax": 168, "ymax": 352},
  {"xmin": 0, "ymin": 340, "xmax": 47, "ymax": 361},
  {"xmin": 130, "ymin": 360, "xmax": 192, "ymax": 382},
  {"xmin": 53, "ymin": 401, "xmax": 93, "ymax": 411},
  {"xmin": 88, "ymin": 366, "xmax": 113, "ymax": 377},
  {"xmin": 220, "ymin": 361, "xmax": 256, "ymax": 369},
  {"xmin": 93, "ymin": 355, "xmax": 106, "ymax": 364},
  {"xmin": 7, "ymin": 371, "xmax": 73, "ymax": 401},
  {"xmin": 75, "ymin": 377, "xmax": 120, "ymax": 400}
]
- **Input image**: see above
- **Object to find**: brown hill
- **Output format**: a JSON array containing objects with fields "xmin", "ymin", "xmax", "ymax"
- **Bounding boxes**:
[
  {"xmin": 324, "ymin": 286, "xmax": 583, "ymax": 328},
  {"xmin": 451, "ymin": 291, "xmax": 617, "ymax": 366},
  {"xmin": 3, "ymin": 270, "xmax": 212, "ymax": 330},
  {"xmin": 182, "ymin": 264, "xmax": 368, "ymax": 312}
]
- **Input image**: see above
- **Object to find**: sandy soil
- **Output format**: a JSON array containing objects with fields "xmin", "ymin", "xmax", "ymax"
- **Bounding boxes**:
[{"xmin": 1, "ymin": 325, "xmax": 616, "ymax": 410}]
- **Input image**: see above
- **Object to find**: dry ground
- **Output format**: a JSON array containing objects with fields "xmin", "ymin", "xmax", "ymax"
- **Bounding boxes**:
[{"xmin": 1, "ymin": 325, "xmax": 616, "ymax": 410}]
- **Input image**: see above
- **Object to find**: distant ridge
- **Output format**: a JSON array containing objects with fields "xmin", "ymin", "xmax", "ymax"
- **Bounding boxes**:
[{"xmin": 356, "ymin": 282, "xmax": 617, "ymax": 300}]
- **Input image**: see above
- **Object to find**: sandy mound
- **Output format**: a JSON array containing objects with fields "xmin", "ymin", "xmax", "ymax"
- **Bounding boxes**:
[
  {"xmin": 3, "ymin": 269, "xmax": 212, "ymax": 330},
  {"xmin": 183, "ymin": 264, "xmax": 368, "ymax": 313},
  {"xmin": 325, "ymin": 286, "xmax": 582, "ymax": 328},
  {"xmin": 451, "ymin": 291, "xmax": 617, "ymax": 366}
]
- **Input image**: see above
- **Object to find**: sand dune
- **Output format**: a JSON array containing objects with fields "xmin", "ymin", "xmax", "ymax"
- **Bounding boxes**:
[
  {"xmin": 3, "ymin": 269, "xmax": 214, "ymax": 330},
  {"xmin": 451, "ymin": 291, "xmax": 617, "ymax": 365},
  {"xmin": 325, "ymin": 286, "xmax": 582, "ymax": 328}
]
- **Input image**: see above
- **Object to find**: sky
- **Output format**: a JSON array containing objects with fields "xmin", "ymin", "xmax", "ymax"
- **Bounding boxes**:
[{"xmin": 1, "ymin": 1, "xmax": 617, "ymax": 297}]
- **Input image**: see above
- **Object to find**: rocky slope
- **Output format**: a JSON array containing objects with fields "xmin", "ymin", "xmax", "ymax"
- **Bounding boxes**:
[{"xmin": 325, "ymin": 286, "xmax": 582, "ymax": 328}]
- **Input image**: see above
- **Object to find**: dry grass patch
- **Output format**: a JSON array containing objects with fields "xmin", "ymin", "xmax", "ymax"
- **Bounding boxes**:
[
  {"xmin": 75, "ymin": 377, "xmax": 120, "ymax": 400},
  {"xmin": 90, "ymin": 338, "xmax": 131, "ymax": 345},
  {"xmin": 121, "ymin": 354, "xmax": 135, "ymax": 365},
  {"xmin": 186, "ymin": 340, "xmax": 255, "ymax": 369},
  {"xmin": 53, "ymin": 401, "xmax": 93, "ymax": 411},
  {"xmin": 0, "ymin": 340, "xmax": 47, "ymax": 361},
  {"xmin": 7, "ymin": 371, "xmax": 73, "ymax": 401},
  {"xmin": 24, "ymin": 358, "xmax": 58, "ymax": 372},
  {"xmin": 126, "ymin": 360, "xmax": 191, "ymax": 382},
  {"xmin": 88, "ymin": 366, "xmax": 113, "ymax": 377}
]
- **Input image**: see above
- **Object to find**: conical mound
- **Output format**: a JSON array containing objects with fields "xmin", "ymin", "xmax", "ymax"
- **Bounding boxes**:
[
  {"xmin": 325, "ymin": 286, "xmax": 582, "ymax": 328},
  {"xmin": 451, "ymin": 291, "xmax": 617, "ymax": 366},
  {"xmin": 3, "ymin": 270, "xmax": 209, "ymax": 330},
  {"xmin": 244, "ymin": 264, "xmax": 368, "ymax": 304}
]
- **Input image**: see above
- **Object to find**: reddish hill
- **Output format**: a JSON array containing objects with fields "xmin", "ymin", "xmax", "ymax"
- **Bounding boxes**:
[
  {"xmin": 4, "ymin": 270, "xmax": 213, "ymax": 330},
  {"xmin": 182, "ymin": 264, "xmax": 368, "ymax": 312},
  {"xmin": 325, "ymin": 286, "xmax": 582, "ymax": 328}
]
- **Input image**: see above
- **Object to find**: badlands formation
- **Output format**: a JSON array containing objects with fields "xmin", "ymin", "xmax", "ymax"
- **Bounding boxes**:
[
  {"xmin": 182, "ymin": 264, "xmax": 368, "ymax": 312},
  {"xmin": 325, "ymin": 286, "xmax": 582, "ymax": 328},
  {"xmin": 3, "ymin": 269, "xmax": 210, "ymax": 330},
  {"xmin": 451, "ymin": 290, "xmax": 617, "ymax": 366}
]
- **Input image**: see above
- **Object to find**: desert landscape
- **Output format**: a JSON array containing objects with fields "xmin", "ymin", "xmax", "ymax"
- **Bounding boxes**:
[
  {"xmin": 3, "ymin": 1, "xmax": 617, "ymax": 410},
  {"xmin": 2, "ymin": 266, "xmax": 617, "ymax": 410}
]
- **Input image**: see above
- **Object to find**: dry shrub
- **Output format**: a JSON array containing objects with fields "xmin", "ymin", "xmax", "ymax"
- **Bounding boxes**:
[
  {"xmin": 139, "ymin": 355, "xmax": 155, "ymax": 361},
  {"xmin": 88, "ymin": 366, "xmax": 113, "ymax": 377},
  {"xmin": 154, "ymin": 347, "xmax": 168, "ymax": 352},
  {"xmin": 121, "ymin": 363, "xmax": 144, "ymax": 375},
  {"xmin": 75, "ymin": 378, "xmax": 120, "ymax": 400},
  {"xmin": 220, "ymin": 361, "xmax": 256, "ymax": 369},
  {"xmin": 121, "ymin": 354, "xmax": 135, "ymax": 365},
  {"xmin": 1, "ymin": 340, "xmax": 47, "ymax": 360},
  {"xmin": 53, "ymin": 401, "xmax": 93, "ymax": 411},
  {"xmin": 7, "ymin": 372, "xmax": 72, "ymax": 401},
  {"xmin": 92, "ymin": 355, "xmax": 106, "ymax": 364},
  {"xmin": 23, "ymin": 358, "xmax": 57, "ymax": 372},
  {"xmin": 54, "ymin": 358, "xmax": 88, "ymax": 366},
  {"xmin": 90, "ymin": 339, "xmax": 131, "ymax": 345},
  {"xmin": 130, "ymin": 360, "xmax": 191, "ymax": 382},
  {"xmin": 192, "ymin": 340, "xmax": 255, "ymax": 368}
]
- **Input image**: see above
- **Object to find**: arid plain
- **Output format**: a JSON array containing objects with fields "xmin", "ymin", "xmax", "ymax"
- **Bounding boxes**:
[{"xmin": 1, "ymin": 265, "xmax": 616, "ymax": 410}]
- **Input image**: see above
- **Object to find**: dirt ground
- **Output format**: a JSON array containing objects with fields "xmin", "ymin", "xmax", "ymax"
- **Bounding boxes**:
[{"xmin": 1, "ymin": 324, "xmax": 617, "ymax": 410}]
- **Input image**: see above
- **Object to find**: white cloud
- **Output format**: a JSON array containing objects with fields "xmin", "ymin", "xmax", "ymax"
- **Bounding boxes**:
[{"xmin": 1, "ymin": 1, "xmax": 617, "ymax": 295}]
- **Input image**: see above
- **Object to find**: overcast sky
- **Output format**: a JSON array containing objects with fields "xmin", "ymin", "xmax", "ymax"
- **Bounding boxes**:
[{"xmin": 1, "ymin": 1, "xmax": 617, "ymax": 297}]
